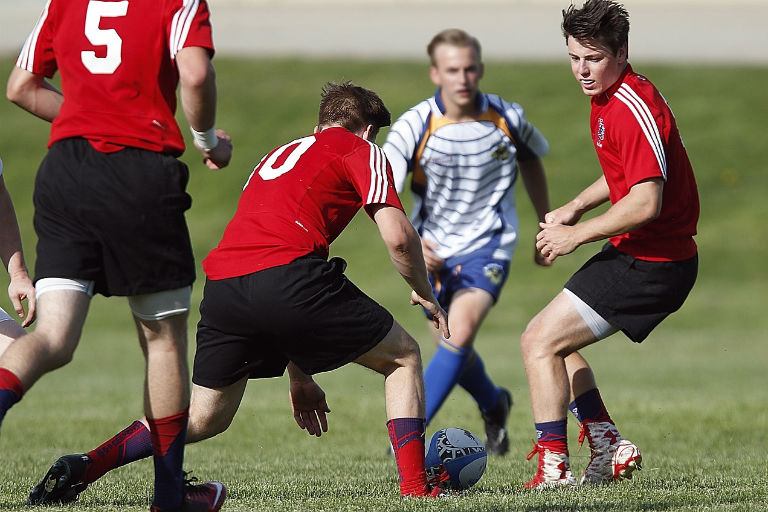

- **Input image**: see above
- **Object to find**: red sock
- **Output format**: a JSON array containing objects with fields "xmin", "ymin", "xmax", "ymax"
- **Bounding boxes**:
[
  {"xmin": 84, "ymin": 420, "xmax": 154, "ymax": 484},
  {"xmin": 387, "ymin": 418, "xmax": 429, "ymax": 496}
]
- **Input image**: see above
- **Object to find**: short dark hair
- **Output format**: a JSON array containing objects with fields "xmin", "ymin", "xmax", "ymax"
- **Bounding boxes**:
[
  {"xmin": 427, "ymin": 28, "xmax": 482, "ymax": 66},
  {"xmin": 562, "ymin": 0, "xmax": 630, "ymax": 56},
  {"xmin": 317, "ymin": 81, "xmax": 390, "ymax": 134}
]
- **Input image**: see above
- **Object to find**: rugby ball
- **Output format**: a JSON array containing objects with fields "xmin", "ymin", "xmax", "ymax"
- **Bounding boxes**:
[{"xmin": 424, "ymin": 427, "xmax": 487, "ymax": 490}]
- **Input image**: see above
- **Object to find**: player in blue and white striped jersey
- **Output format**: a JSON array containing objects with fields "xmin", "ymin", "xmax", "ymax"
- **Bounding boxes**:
[{"xmin": 383, "ymin": 29, "xmax": 552, "ymax": 455}]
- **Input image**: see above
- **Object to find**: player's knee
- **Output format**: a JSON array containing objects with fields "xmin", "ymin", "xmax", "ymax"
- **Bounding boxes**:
[
  {"xmin": 43, "ymin": 340, "xmax": 77, "ymax": 369},
  {"xmin": 188, "ymin": 409, "xmax": 232, "ymax": 442},
  {"xmin": 444, "ymin": 327, "xmax": 476, "ymax": 349},
  {"xmin": 357, "ymin": 322, "xmax": 424, "ymax": 375},
  {"xmin": 395, "ymin": 335, "xmax": 422, "ymax": 369},
  {"xmin": 377, "ymin": 332, "xmax": 422, "ymax": 376},
  {"xmin": 520, "ymin": 320, "xmax": 546, "ymax": 360}
]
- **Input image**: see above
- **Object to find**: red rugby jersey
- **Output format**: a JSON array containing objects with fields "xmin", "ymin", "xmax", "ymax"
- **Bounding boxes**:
[
  {"xmin": 590, "ymin": 65, "xmax": 699, "ymax": 261},
  {"xmin": 203, "ymin": 127, "xmax": 404, "ymax": 279},
  {"xmin": 16, "ymin": 0, "xmax": 214, "ymax": 155}
]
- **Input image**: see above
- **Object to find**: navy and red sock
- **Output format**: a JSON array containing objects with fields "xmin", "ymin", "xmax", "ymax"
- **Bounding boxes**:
[
  {"xmin": 147, "ymin": 409, "xmax": 189, "ymax": 511},
  {"xmin": 0, "ymin": 368, "xmax": 23, "ymax": 424},
  {"xmin": 569, "ymin": 388, "xmax": 612, "ymax": 423},
  {"xmin": 84, "ymin": 420, "xmax": 154, "ymax": 484},
  {"xmin": 534, "ymin": 418, "xmax": 568, "ymax": 454}
]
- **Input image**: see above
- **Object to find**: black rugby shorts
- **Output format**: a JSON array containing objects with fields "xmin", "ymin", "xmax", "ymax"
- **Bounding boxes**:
[
  {"xmin": 565, "ymin": 243, "xmax": 698, "ymax": 343},
  {"xmin": 33, "ymin": 138, "xmax": 195, "ymax": 296},
  {"xmin": 193, "ymin": 254, "xmax": 394, "ymax": 387}
]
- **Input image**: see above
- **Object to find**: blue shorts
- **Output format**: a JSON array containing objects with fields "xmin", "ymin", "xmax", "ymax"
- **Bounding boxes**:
[{"xmin": 425, "ymin": 248, "xmax": 510, "ymax": 317}]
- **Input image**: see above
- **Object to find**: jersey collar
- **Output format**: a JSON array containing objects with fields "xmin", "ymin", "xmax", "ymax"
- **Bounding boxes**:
[
  {"xmin": 433, "ymin": 87, "xmax": 488, "ymax": 116},
  {"xmin": 596, "ymin": 63, "xmax": 633, "ymax": 104}
]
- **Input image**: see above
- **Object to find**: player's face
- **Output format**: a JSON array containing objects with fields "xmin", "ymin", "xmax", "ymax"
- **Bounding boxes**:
[
  {"xmin": 567, "ymin": 37, "xmax": 627, "ymax": 97},
  {"xmin": 429, "ymin": 44, "xmax": 484, "ymax": 114}
]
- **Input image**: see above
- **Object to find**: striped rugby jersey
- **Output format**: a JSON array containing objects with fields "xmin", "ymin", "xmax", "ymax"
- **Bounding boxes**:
[
  {"xmin": 383, "ymin": 89, "xmax": 548, "ymax": 261},
  {"xmin": 16, "ymin": 0, "xmax": 214, "ymax": 155},
  {"xmin": 591, "ymin": 65, "xmax": 698, "ymax": 261}
]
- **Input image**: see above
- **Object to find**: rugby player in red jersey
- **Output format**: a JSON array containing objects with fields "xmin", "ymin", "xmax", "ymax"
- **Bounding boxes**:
[
  {"xmin": 4, "ymin": 1, "xmax": 231, "ymax": 510},
  {"xmin": 27, "ymin": 82, "xmax": 450, "ymax": 502},
  {"xmin": 521, "ymin": 0, "xmax": 699, "ymax": 489}
]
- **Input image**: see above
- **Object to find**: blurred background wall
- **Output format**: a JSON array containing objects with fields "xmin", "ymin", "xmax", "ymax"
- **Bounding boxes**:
[{"xmin": 1, "ymin": 0, "xmax": 766, "ymax": 63}]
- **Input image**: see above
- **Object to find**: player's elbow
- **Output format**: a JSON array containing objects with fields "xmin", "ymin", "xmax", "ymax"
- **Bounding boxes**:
[
  {"xmin": 6, "ymin": 72, "xmax": 27, "ymax": 106},
  {"xmin": 177, "ymin": 50, "xmax": 215, "ymax": 90},
  {"xmin": 180, "ymin": 63, "xmax": 214, "ymax": 91},
  {"xmin": 383, "ymin": 230, "xmax": 412, "ymax": 259},
  {"xmin": 638, "ymin": 195, "xmax": 662, "ymax": 224},
  {"xmin": 630, "ymin": 179, "xmax": 663, "ymax": 225}
]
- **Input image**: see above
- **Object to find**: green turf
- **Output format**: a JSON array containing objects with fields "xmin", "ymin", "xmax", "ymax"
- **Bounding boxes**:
[{"xmin": 0, "ymin": 57, "xmax": 766, "ymax": 511}]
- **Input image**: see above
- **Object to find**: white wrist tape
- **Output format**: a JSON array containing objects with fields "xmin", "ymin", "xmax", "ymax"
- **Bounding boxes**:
[{"xmin": 191, "ymin": 126, "xmax": 218, "ymax": 151}]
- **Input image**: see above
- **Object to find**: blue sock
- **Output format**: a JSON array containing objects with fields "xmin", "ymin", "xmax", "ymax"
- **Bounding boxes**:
[
  {"xmin": 424, "ymin": 338, "xmax": 470, "ymax": 425},
  {"xmin": 573, "ymin": 388, "xmax": 612, "ymax": 423},
  {"xmin": 458, "ymin": 349, "xmax": 500, "ymax": 412},
  {"xmin": 568, "ymin": 400, "xmax": 582, "ymax": 422}
]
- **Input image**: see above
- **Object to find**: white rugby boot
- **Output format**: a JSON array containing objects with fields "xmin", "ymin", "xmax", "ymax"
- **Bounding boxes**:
[
  {"xmin": 524, "ymin": 442, "xmax": 577, "ymax": 489},
  {"xmin": 578, "ymin": 420, "xmax": 642, "ymax": 484}
]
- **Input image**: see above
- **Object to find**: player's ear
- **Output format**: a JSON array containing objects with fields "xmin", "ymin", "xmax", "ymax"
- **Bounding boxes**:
[
  {"xmin": 313, "ymin": 125, "xmax": 320, "ymax": 134},
  {"xmin": 617, "ymin": 44, "xmax": 628, "ymax": 65},
  {"xmin": 361, "ymin": 124, "xmax": 375, "ymax": 142},
  {"xmin": 478, "ymin": 61, "xmax": 485, "ymax": 79},
  {"xmin": 429, "ymin": 65, "xmax": 441, "ymax": 86}
]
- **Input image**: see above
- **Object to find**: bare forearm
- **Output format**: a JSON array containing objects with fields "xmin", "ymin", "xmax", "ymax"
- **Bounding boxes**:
[
  {"xmin": 176, "ymin": 47, "xmax": 217, "ymax": 131},
  {"xmin": 388, "ymin": 230, "xmax": 435, "ymax": 300},
  {"xmin": 538, "ymin": 178, "xmax": 663, "ymax": 263},
  {"xmin": 519, "ymin": 158, "xmax": 550, "ymax": 222},
  {"xmin": 0, "ymin": 189, "xmax": 26, "ymax": 274},
  {"xmin": 570, "ymin": 175, "xmax": 610, "ymax": 216},
  {"xmin": 572, "ymin": 179, "xmax": 663, "ymax": 244},
  {"xmin": 373, "ymin": 206, "xmax": 435, "ymax": 301},
  {"xmin": 7, "ymin": 67, "xmax": 62, "ymax": 122}
]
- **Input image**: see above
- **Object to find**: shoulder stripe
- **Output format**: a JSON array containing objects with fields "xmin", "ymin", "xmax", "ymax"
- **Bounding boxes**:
[
  {"xmin": 366, "ymin": 143, "xmax": 388, "ymax": 204},
  {"xmin": 615, "ymin": 83, "xmax": 667, "ymax": 179},
  {"xmin": 16, "ymin": 0, "xmax": 52, "ymax": 71},
  {"xmin": 170, "ymin": 0, "xmax": 200, "ymax": 58}
]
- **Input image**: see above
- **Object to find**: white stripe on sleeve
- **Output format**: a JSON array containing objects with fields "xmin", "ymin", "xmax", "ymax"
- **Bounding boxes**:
[
  {"xmin": 366, "ymin": 143, "xmax": 388, "ymax": 204},
  {"xmin": 16, "ymin": 0, "xmax": 52, "ymax": 71},
  {"xmin": 170, "ymin": 0, "xmax": 200, "ymax": 58},
  {"xmin": 615, "ymin": 84, "xmax": 667, "ymax": 179}
]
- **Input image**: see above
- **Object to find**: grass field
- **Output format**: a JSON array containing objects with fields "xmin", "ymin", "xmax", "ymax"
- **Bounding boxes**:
[{"xmin": 0, "ymin": 57, "xmax": 766, "ymax": 511}]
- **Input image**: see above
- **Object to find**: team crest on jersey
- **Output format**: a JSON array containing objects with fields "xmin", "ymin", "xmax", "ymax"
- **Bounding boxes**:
[
  {"xmin": 426, "ymin": 155, "xmax": 456, "ymax": 166},
  {"xmin": 483, "ymin": 263, "xmax": 505, "ymax": 285},
  {"xmin": 596, "ymin": 118, "xmax": 605, "ymax": 148},
  {"xmin": 492, "ymin": 143, "xmax": 510, "ymax": 161}
]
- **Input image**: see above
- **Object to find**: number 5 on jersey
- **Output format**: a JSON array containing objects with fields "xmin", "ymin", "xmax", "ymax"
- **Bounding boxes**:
[{"xmin": 82, "ymin": 0, "xmax": 128, "ymax": 74}]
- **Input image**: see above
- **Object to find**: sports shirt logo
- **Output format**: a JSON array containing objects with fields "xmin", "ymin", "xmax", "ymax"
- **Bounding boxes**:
[
  {"xmin": 596, "ymin": 118, "xmax": 605, "ymax": 148},
  {"xmin": 492, "ymin": 143, "xmax": 510, "ymax": 160}
]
